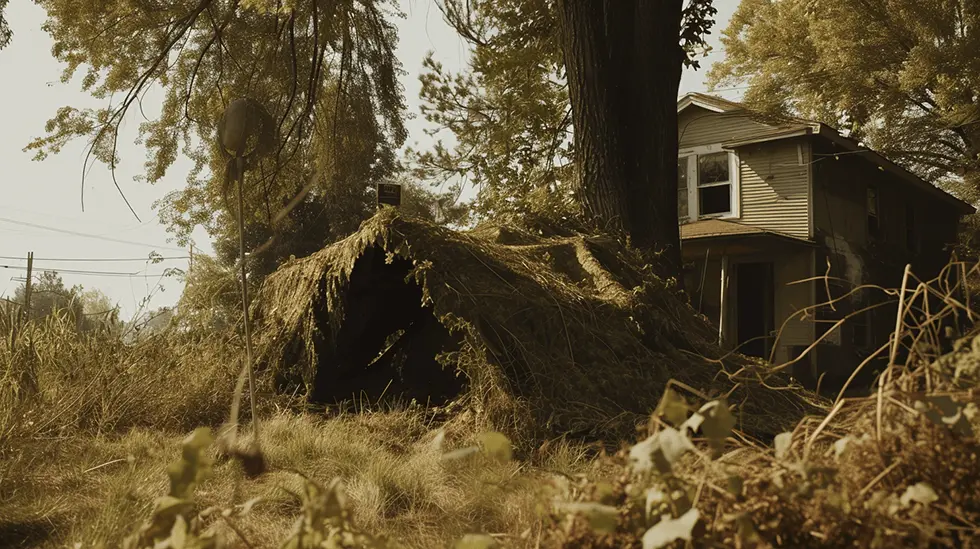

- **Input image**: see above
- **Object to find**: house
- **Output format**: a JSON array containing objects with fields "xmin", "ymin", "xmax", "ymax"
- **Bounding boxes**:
[{"xmin": 676, "ymin": 92, "xmax": 975, "ymax": 392}]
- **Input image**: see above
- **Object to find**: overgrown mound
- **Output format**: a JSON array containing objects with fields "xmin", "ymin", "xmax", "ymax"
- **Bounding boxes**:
[{"xmin": 254, "ymin": 209, "xmax": 820, "ymax": 445}]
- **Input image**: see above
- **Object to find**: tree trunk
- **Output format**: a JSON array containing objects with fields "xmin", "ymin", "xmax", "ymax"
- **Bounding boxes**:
[{"xmin": 558, "ymin": 0, "xmax": 685, "ymax": 279}]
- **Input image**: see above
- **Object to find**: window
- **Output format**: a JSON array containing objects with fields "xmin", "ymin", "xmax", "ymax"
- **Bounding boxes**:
[
  {"xmin": 867, "ymin": 186, "xmax": 879, "ymax": 238},
  {"xmin": 698, "ymin": 153, "xmax": 732, "ymax": 216},
  {"xmin": 677, "ymin": 148, "xmax": 738, "ymax": 220},
  {"xmin": 677, "ymin": 157, "xmax": 689, "ymax": 221}
]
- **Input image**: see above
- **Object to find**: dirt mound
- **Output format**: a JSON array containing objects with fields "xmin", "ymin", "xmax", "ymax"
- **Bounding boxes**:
[{"xmin": 253, "ymin": 209, "xmax": 822, "ymax": 445}]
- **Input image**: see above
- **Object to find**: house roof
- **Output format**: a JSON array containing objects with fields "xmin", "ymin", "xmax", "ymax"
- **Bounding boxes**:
[
  {"xmin": 680, "ymin": 219, "xmax": 815, "ymax": 246},
  {"xmin": 677, "ymin": 93, "xmax": 976, "ymax": 215}
]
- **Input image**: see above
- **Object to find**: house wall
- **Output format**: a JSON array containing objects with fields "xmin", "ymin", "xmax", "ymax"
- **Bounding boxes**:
[
  {"xmin": 678, "ymin": 107, "xmax": 812, "ymax": 240},
  {"xmin": 809, "ymin": 137, "xmax": 963, "ymax": 393},
  {"xmin": 736, "ymin": 139, "xmax": 811, "ymax": 239},
  {"xmin": 679, "ymin": 107, "xmax": 774, "ymax": 149}
]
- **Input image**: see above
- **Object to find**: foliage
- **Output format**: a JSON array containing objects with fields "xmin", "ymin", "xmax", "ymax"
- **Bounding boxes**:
[
  {"xmin": 28, "ymin": 0, "xmax": 458, "ymax": 288},
  {"xmin": 708, "ymin": 0, "xmax": 980, "ymax": 192},
  {"xmin": 123, "ymin": 428, "xmax": 219, "ymax": 549},
  {"xmin": 411, "ymin": 0, "xmax": 717, "ymax": 221},
  {"xmin": 8, "ymin": 271, "xmax": 122, "ymax": 334}
]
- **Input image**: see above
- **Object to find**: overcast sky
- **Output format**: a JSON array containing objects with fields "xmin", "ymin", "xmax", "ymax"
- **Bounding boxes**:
[{"xmin": 0, "ymin": 0, "xmax": 739, "ymax": 320}]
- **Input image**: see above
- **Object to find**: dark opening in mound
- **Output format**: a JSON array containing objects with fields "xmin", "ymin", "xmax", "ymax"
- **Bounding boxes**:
[{"xmin": 309, "ymin": 246, "xmax": 466, "ymax": 407}]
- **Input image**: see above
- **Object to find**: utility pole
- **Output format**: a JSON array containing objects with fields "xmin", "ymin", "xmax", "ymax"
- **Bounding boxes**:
[{"xmin": 23, "ymin": 252, "xmax": 33, "ymax": 324}]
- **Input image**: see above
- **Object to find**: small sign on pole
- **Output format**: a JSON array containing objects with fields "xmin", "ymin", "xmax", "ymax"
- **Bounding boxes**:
[{"xmin": 377, "ymin": 182, "xmax": 402, "ymax": 207}]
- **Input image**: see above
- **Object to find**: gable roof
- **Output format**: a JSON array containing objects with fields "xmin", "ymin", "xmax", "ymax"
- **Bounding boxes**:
[{"xmin": 677, "ymin": 93, "xmax": 976, "ymax": 215}]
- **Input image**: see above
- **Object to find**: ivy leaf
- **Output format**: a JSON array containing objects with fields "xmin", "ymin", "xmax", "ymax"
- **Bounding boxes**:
[
  {"xmin": 659, "ymin": 389, "xmax": 690, "ymax": 426},
  {"xmin": 698, "ymin": 400, "xmax": 736, "ymax": 454},
  {"xmin": 899, "ymin": 482, "xmax": 939, "ymax": 508},
  {"xmin": 561, "ymin": 503, "xmax": 620, "ymax": 534},
  {"xmin": 641, "ymin": 509, "xmax": 700, "ymax": 549}
]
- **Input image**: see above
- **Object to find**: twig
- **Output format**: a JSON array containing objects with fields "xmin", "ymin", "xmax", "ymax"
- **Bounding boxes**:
[
  {"xmin": 878, "ymin": 264, "xmax": 912, "ymax": 443},
  {"xmin": 858, "ymin": 458, "xmax": 903, "ymax": 497},
  {"xmin": 82, "ymin": 458, "xmax": 128, "ymax": 474}
]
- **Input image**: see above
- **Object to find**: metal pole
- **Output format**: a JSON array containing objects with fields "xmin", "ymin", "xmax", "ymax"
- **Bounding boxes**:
[
  {"xmin": 23, "ymin": 252, "xmax": 33, "ymax": 324},
  {"xmin": 237, "ymin": 164, "xmax": 260, "ymax": 442}
]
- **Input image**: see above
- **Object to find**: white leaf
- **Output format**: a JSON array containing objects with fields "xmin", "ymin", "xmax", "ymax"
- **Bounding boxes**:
[
  {"xmin": 774, "ymin": 432, "xmax": 793, "ymax": 460},
  {"xmin": 442, "ymin": 446, "xmax": 481, "ymax": 461},
  {"xmin": 170, "ymin": 515, "xmax": 188, "ymax": 549},
  {"xmin": 681, "ymin": 412, "xmax": 704, "ymax": 434},
  {"xmin": 642, "ymin": 509, "xmax": 700, "ymax": 549},
  {"xmin": 900, "ymin": 482, "xmax": 938, "ymax": 507},
  {"xmin": 428, "ymin": 429, "xmax": 446, "ymax": 453},
  {"xmin": 645, "ymin": 487, "xmax": 668, "ymax": 519},
  {"xmin": 629, "ymin": 428, "xmax": 693, "ymax": 473},
  {"xmin": 240, "ymin": 496, "xmax": 263, "ymax": 516}
]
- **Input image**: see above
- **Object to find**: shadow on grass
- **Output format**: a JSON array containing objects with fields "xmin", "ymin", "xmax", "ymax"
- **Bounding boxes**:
[{"xmin": 0, "ymin": 516, "xmax": 62, "ymax": 548}]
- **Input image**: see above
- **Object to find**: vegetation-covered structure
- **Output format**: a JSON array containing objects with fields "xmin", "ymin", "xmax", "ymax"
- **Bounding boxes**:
[{"xmin": 254, "ymin": 209, "xmax": 821, "ymax": 445}]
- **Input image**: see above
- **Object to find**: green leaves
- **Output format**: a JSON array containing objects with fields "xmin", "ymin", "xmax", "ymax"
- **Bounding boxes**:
[
  {"xmin": 123, "ymin": 428, "xmax": 218, "ymax": 549},
  {"xmin": 698, "ymin": 400, "xmax": 736, "ymax": 455},
  {"xmin": 169, "ymin": 428, "xmax": 214, "ymax": 501}
]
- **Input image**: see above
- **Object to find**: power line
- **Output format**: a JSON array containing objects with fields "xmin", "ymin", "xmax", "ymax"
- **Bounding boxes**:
[
  {"xmin": 0, "ymin": 216, "xmax": 185, "ymax": 252},
  {"xmin": 0, "ymin": 255, "xmax": 190, "ymax": 263},
  {"xmin": 0, "ymin": 264, "xmax": 177, "ymax": 278}
]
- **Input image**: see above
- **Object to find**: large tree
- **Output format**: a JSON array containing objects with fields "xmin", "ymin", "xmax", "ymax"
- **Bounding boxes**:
[
  {"xmin": 557, "ymin": 0, "xmax": 716, "ymax": 275},
  {"xmin": 708, "ymin": 0, "xmax": 980, "ymax": 196},
  {"xmin": 416, "ymin": 0, "xmax": 716, "ymax": 273}
]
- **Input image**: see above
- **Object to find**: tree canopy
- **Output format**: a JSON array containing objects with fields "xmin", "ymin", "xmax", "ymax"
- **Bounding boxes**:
[
  {"xmin": 28, "ymin": 0, "xmax": 456, "ymax": 284},
  {"xmin": 708, "ymin": 0, "xmax": 980, "ymax": 196}
]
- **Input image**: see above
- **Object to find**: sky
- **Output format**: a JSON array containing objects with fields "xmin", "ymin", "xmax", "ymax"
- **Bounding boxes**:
[{"xmin": 0, "ymin": 0, "xmax": 739, "ymax": 320}]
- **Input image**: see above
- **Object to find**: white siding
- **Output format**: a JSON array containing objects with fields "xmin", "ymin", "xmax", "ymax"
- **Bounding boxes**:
[{"xmin": 738, "ymin": 140, "xmax": 811, "ymax": 239}]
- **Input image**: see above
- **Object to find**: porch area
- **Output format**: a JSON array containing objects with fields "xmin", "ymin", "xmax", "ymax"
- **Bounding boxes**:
[{"xmin": 680, "ymin": 219, "xmax": 817, "ymax": 367}]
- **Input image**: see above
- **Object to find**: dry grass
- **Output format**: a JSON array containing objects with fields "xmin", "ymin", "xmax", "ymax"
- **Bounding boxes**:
[
  {"xmin": 544, "ymin": 261, "xmax": 980, "ymax": 548},
  {"xmin": 1, "ymin": 409, "xmax": 596, "ymax": 548},
  {"xmin": 3, "ymin": 212, "xmax": 978, "ymax": 548}
]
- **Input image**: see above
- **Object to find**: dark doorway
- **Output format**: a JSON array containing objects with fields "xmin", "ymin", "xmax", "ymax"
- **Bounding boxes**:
[{"xmin": 736, "ymin": 262, "xmax": 775, "ymax": 359}]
